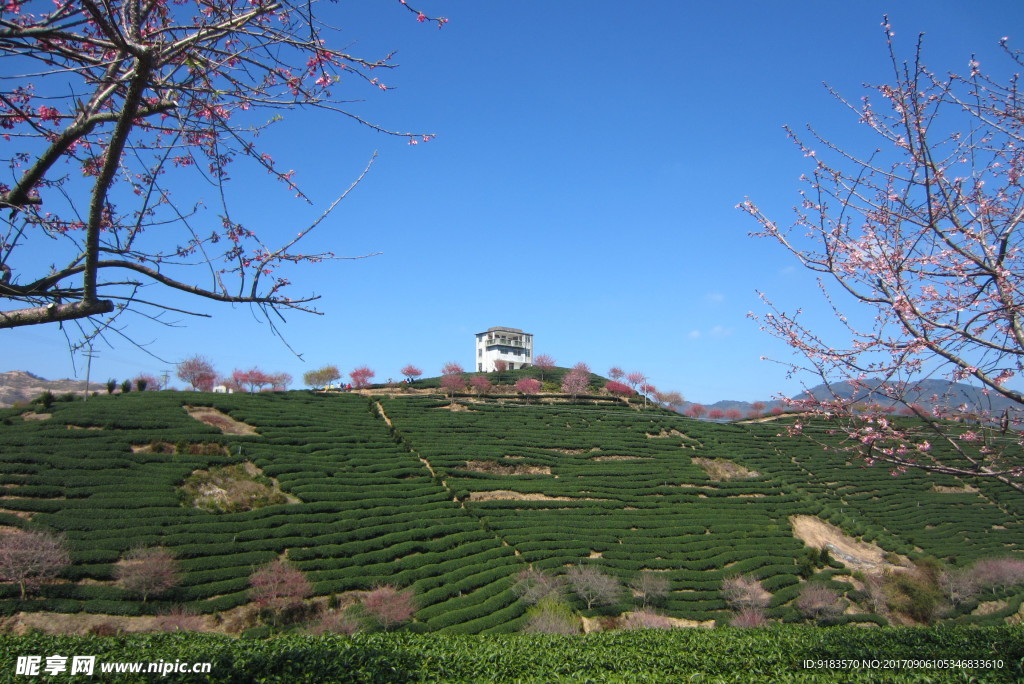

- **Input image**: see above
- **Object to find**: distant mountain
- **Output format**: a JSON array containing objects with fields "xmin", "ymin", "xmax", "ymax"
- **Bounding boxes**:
[
  {"xmin": 684, "ymin": 378, "xmax": 1018, "ymax": 419},
  {"xmin": 0, "ymin": 370, "xmax": 91, "ymax": 407},
  {"xmin": 790, "ymin": 378, "xmax": 1019, "ymax": 415}
]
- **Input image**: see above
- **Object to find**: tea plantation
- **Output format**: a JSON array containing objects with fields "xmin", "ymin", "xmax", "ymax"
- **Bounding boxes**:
[{"xmin": 1, "ymin": 390, "xmax": 1022, "ymax": 680}]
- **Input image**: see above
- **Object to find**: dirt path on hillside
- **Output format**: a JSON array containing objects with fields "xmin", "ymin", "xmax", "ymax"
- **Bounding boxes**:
[
  {"xmin": 184, "ymin": 406, "xmax": 258, "ymax": 435},
  {"xmin": 790, "ymin": 515, "xmax": 909, "ymax": 573}
]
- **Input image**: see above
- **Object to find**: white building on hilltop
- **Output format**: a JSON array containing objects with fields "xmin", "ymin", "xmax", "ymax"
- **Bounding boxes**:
[{"xmin": 475, "ymin": 326, "xmax": 533, "ymax": 372}]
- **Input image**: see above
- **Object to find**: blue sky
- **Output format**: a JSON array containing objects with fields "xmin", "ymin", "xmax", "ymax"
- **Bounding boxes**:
[{"xmin": 4, "ymin": 0, "xmax": 1023, "ymax": 402}]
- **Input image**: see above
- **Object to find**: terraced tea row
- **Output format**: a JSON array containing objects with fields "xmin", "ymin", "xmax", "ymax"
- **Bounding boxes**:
[
  {"xmin": 0, "ymin": 393, "xmax": 522, "ymax": 630},
  {"xmin": 1, "ymin": 392, "xmax": 1022, "ymax": 631}
]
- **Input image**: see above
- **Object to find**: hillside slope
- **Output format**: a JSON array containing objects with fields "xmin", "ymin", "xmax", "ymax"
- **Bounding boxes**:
[
  {"xmin": 0, "ymin": 370, "xmax": 89, "ymax": 407},
  {"xmin": 0, "ymin": 391, "xmax": 1022, "ymax": 632}
]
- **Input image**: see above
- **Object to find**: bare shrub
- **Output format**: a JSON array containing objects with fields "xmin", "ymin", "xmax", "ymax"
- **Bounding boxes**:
[
  {"xmin": 115, "ymin": 547, "xmax": 181, "ymax": 602},
  {"xmin": 87, "ymin": 622, "xmax": 122, "ymax": 637},
  {"xmin": 886, "ymin": 568, "xmax": 944, "ymax": 624},
  {"xmin": 795, "ymin": 583, "xmax": 844, "ymax": 621},
  {"xmin": 522, "ymin": 597, "xmax": 581, "ymax": 634},
  {"xmin": 153, "ymin": 606, "xmax": 204, "ymax": 632},
  {"xmin": 566, "ymin": 565, "xmax": 622, "ymax": 610},
  {"xmin": 360, "ymin": 585, "xmax": 416, "ymax": 630},
  {"xmin": 720, "ymin": 574, "xmax": 769, "ymax": 612},
  {"xmin": 512, "ymin": 568, "xmax": 565, "ymax": 605},
  {"xmin": 309, "ymin": 609, "xmax": 363, "ymax": 636},
  {"xmin": 0, "ymin": 529, "xmax": 70, "ymax": 599},
  {"xmin": 249, "ymin": 559, "xmax": 312, "ymax": 626},
  {"xmin": 730, "ymin": 606, "xmax": 768, "ymax": 628},
  {"xmin": 970, "ymin": 558, "xmax": 1024, "ymax": 595},
  {"xmin": 629, "ymin": 570, "xmax": 670, "ymax": 608},
  {"xmin": 620, "ymin": 609, "xmax": 673, "ymax": 630},
  {"xmin": 862, "ymin": 573, "xmax": 890, "ymax": 615},
  {"xmin": 939, "ymin": 567, "xmax": 979, "ymax": 606}
]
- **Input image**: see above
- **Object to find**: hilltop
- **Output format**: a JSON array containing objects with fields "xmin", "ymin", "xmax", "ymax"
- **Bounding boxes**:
[
  {"xmin": 1, "ymin": 387, "xmax": 1022, "ymax": 639},
  {"xmin": 4, "ymin": 368, "xmax": 1012, "ymax": 419}
]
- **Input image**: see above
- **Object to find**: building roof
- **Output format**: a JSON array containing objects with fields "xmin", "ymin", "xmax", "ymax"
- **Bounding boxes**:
[{"xmin": 477, "ymin": 326, "xmax": 529, "ymax": 335}]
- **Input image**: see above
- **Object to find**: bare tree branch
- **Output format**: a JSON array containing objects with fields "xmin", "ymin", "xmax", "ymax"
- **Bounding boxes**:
[
  {"xmin": 0, "ymin": 0, "xmax": 445, "ymax": 337},
  {"xmin": 742, "ymin": 17, "xmax": 1024, "ymax": 489}
]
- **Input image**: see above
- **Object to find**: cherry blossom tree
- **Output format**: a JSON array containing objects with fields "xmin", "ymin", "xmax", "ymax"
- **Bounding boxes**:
[
  {"xmin": 177, "ymin": 355, "xmax": 217, "ymax": 392},
  {"xmin": 441, "ymin": 362, "xmax": 464, "ymax": 376},
  {"xmin": 639, "ymin": 382, "xmax": 656, "ymax": 407},
  {"xmin": 626, "ymin": 371, "xmax": 646, "ymax": 391},
  {"xmin": 115, "ymin": 546, "xmax": 181, "ymax": 602},
  {"xmin": 0, "ymin": 0, "xmax": 445, "ymax": 339},
  {"xmin": 0, "ymin": 529, "xmax": 69, "ymax": 600},
  {"xmin": 233, "ymin": 367, "xmax": 272, "ymax": 393},
  {"xmin": 359, "ymin": 584, "xmax": 415, "ymax": 630},
  {"xmin": 686, "ymin": 404, "xmax": 707, "ymax": 420},
  {"xmin": 400, "ymin": 365, "xmax": 423, "ymax": 383},
  {"xmin": 725, "ymin": 409, "xmax": 743, "ymax": 421},
  {"xmin": 608, "ymin": 367, "xmax": 625, "ymax": 382},
  {"xmin": 219, "ymin": 375, "xmax": 243, "ymax": 393},
  {"xmin": 470, "ymin": 375, "xmax": 492, "ymax": 395},
  {"xmin": 440, "ymin": 362, "xmax": 464, "ymax": 399},
  {"xmin": 533, "ymin": 354, "xmax": 555, "ymax": 381},
  {"xmin": 604, "ymin": 381, "xmax": 634, "ymax": 398},
  {"xmin": 708, "ymin": 409, "xmax": 726, "ymax": 420},
  {"xmin": 267, "ymin": 372, "xmax": 291, "ymax": 391},
  {"xmin": 561, "ymin": 367, "xmax": 589, "ymax": 401},
  {"xmin": 740, "ymin": 20, "xmax": 1024, "ymax": 490},
  {"xmin": 440, "ymin": 372, "xmax": 465, "ymax": 401},
  {"xmin": 349, "ymin": 366, "xmax": 375, "ymax": 389},
  {"xmin": 515, "ymin": 377, "xmax": 541, "ymax": 403},
  {"xmin": 748, "ymin": 401, "xmax": 766, "ymax": 419},
  {"xmin": 249, "ymin": 559, "xmax": 311, "ymax": 625}
]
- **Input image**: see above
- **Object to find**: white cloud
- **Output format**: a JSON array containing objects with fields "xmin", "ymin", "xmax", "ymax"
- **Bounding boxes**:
[
  {"xmin": 704, "ymin": 292, "xmax": 725, "ymax": 305},
  {"xmin": 689, "ymin": 326, "xmax": 733, "ymax": 341}
]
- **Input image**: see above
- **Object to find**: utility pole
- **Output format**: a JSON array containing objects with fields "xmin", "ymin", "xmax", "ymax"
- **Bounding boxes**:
[
  {"xmin": 161, "ymin": 369, "xmax": 171, "ymax": 391},
  {"xmin": 83, "ymin": 344, "xmax": 97, "ymax": 401}
]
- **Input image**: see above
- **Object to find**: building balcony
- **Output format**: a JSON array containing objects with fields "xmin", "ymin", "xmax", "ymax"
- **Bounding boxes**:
[{"xmin": 484, "ymin": 337, "xmax": 531, "ymax": 348}]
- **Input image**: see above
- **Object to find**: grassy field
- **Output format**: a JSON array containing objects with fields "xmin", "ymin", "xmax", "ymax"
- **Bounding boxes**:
[{"xmin": 1, "ymin": 625, "xmax": 1022, "ymax": 682}]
